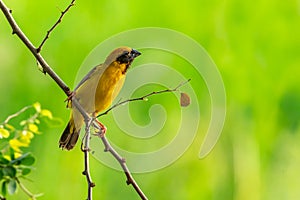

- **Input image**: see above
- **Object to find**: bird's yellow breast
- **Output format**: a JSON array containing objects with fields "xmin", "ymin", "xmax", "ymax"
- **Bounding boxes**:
[{"xmin": 75, "ymin": 61, "xmax": 126, "ymax": 115}]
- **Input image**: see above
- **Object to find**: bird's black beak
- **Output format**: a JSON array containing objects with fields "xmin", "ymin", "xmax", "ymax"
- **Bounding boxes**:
[{"xmin": 131, "ymin": 49, "xmax": 141, "ymax": 58}]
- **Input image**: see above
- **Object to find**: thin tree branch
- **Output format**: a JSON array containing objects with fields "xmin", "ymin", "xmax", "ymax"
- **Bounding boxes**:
[
  {"xmin": 37, "ymin": 0, "xmax": 75, "ymax": 53},
  {"xmin": 99, "ymin": 135, "xmax": 148, "ymax": 200},
  {"xmin": 80, "ymin": 109, "xmax": 95, "ymax": 199},
  {"xmin": 97, "ymin": 78, "xmax": 191, "ymax": 118},
  {"xmin": 15, "ymin": 178, "xmax": 43, "ymax": 200},
  {"xmin": 93, "ymin": 79, "xmax": 191, "ymax": 200},
  {"xmin": 0, "ymin": 1, "xmax": 149, "ymax": 199},
  {"xmin": 0, "ymin": 0, "xmax": 71, "ymax": 96},
  {"xmin": 2, "ymin": 105, "xmax": 32, "ymax": 124},
  {"xmin": 71, "ymin": 99, "xmax": 95, "ymax": 200}
]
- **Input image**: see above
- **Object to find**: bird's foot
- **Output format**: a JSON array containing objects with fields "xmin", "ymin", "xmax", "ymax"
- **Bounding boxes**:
[
  {"xmin": 64, "ymin": 91, "xmax": 76, "ymax": 108},
  {"xmin": 94, "ymin": 120, "xmax": 107, "ymax": 137}
]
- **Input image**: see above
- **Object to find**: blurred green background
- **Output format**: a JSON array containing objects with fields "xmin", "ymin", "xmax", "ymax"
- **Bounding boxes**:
[{"xmin": 1, "ymin": 0, "xmax": 300, "ymax": 199}]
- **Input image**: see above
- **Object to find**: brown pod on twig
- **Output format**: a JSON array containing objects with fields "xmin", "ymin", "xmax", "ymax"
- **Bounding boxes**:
[{"xmin": 180, "ymin": 92, "xmax": 190, "ymax": 107}]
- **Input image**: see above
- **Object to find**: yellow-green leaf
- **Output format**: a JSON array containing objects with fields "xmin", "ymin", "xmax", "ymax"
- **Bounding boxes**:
[
  {"xmin": 40, "ymin": 109, "xmax": 53, "ymax": 119},
  {"xmin": 9, "ymin": 139, "xmax": 28, "ymax": 152},
  {"xmin": 0, "ymin": 128, "xmax": 10, "ymax": 139},
  {"xmin": 14, "ymin": 152, "xmax": 22, "ymax": 159},
  {"xmin": 5, "ymin": 124, "xmax": 15, "ymax": 131},
  {"xmin": 7, "ymin": 179, "xmax": 17, "ymax": 194},
  {"xmin": 20, "ymin": 120, "xmax": 27, "ymax": 126},
  {"xmin": 33, "ymin": 102, "xmax": 41, "ymax": 112},
  {"xmin": 37, "ymin": 61, "xmax": 45, "ymax": 74},
  {"xmin": 28, "ymin": 123, "xmax": 38, "ymax": 133},
  {"xmin": 3, "ymin": 155, "xmax": 11, "ymax": 161}
]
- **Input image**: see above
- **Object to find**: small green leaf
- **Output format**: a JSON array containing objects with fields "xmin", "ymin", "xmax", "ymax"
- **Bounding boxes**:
[
  {"xmin": 0, "ymin": 154, "xmax": 10, "ymax": 164},
  {"xmin": 7, "ymin": 179, "xmax": 17, "ymax": 195},
  {"xmin": 5, "ymin": 124, "xmax": 15, "ymax": 131},
  {"xmin": 20, "ymin": 120, "xmax": 27, "ymax": 126},
  {"xmin": 40, "ymin": 109, "xmax": 53, "ymax": 119},
  {"xmin": 33, "ymin": 102, "xmax": 41, "ymax": 112},
  {"xmin": 3, "ymin": 166, "xmax": 17, "ymax": 178},
  {"xmin": 0, "ymin": 169, "xmax": 3, "ymax": 180},
  {"xmin": 10, "ymin": 152, "xmax": 29, "ymax": 165},
  {"xmin": 2, "ymin": 181, "xmax": 7, "ymax": 197},
  {"xmin": 9, "ymin": 147, "xmax": 15, "ymax": 160},
  {"xmin": 3, "ymin": 166, "xmax": 15, "ymax": 177},
  {"xmin": 21, "ymin": 168, "xmax": 31, "ymax": 176},
  {"xmin": 20, "ymin": 155, "xmax": 35, "ymax": 166}
]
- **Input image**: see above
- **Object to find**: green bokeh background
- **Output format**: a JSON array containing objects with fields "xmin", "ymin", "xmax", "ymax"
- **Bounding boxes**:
[{"xmin": 1, "ymin": 0, "xmax": 300, "ymax": 199}]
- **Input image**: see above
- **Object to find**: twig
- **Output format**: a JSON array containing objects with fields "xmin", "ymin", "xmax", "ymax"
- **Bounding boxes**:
[
  {"xmin": 2, "ymin": 105, "xmax": 32, "ymax": 124},
  {"xmin": 16, "ymin": 178, "xmax": 43, "ymax": 200},
  {"xmin": 94, "ymin": 80, "xmax": 191, "ymax": 199},
  {"xmin": 98, "ymin": 78, "xmax": 191, "ymax": 118},
  {"xmin": 37, "ymin": 0, "xmax": 75, "ymax": 53},
  {"xmin": 70, "ymin": 99, "xmax": 96, "ymax": 200},
  {"xmin": 80, "ymin": 109, "xmax": 95, "ymax": 199},
  {"xmin": 99, "ymin": 135, "xmax": 148, "ymax": 200},
  {"xmin": 0, "ymin": 0, "xmax": 71, "ymax": 96}
]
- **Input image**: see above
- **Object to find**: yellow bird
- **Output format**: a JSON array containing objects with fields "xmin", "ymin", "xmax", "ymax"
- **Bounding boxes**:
[{"xmin": 59, "ymin": 47, "xmax": 141, "ymax": 150}]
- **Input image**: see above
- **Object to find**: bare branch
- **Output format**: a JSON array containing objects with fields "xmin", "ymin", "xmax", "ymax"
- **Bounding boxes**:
[
  {"xmin": 0, "ymin": 1, "xmax": 150, "ymax": 199},
  {"xmin": 2, "ymin": 105, "xmax": 32, "ymax": 124},
  {"xmin": 97, "ymin": 78, "xmax": 191, "ymax": 118},
  {"xmin": 16, "ymin": 178, "xmax": 43, "ymax": 200},
  {"xmin": 0, "ymin": 0, "xmax": 71, "ymax": 96},
  {"xmin": 68, "ymin": 99, "xmax": 96, "ymax": 200},
  {"xmin": 98, "ymin": 134, "xmax": 148, "ymax": 200},
  {"xmin": 81, "ymin": 109, "xmax": 95, "ymax": 200},
  {"xmin": 37, "ymin": 0, "xmax": 76, "ymax": 53}
]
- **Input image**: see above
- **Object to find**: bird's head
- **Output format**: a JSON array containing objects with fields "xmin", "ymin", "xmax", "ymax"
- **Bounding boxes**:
[{"xmin": 104, "ymin": 47, "xmax": 141, "ymax": 73}]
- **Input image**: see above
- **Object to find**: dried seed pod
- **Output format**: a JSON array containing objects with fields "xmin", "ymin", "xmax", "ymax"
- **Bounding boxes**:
[{"xmin": 180, "ymin": 92, "xmax": 190, "ymax": 107}]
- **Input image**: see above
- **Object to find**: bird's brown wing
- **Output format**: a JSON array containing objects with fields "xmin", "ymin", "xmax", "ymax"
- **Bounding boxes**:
[{"xmin": 74, "ymin": 64, "xmax": 105, "ymax": 91}]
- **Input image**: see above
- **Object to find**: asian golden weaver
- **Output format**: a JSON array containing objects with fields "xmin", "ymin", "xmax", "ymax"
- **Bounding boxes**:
[{"xmin": 59, "ymin": 47, "xmax": 141, "ymax": 150}]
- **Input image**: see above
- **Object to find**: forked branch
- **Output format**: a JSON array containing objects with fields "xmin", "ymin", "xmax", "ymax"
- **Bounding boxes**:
[
  {"xmin": 37, "ymin": 0, "xmax": 76, "ymax": 52},
  {"xmin": 98, "ymin": 78, "xmax": 191, "ymax": 118},
  {"xmin": 0, "ymin": 1, "xmax": 193, "ymax": 200},
  {"xmin": 0, "ymin": 2, "xmax": 149, "ymax": 199},
  {"xmin": 99, "ymin": 134, "xmax": 147, "ymax": 200},
  {"xmin": 0, "ymin": 0, "xmax": 71, "ymax": 95}
]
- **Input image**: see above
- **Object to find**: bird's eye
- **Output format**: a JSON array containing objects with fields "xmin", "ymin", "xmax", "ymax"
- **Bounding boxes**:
[{"xmin": 116, "ymin": 51, "xmax": 130, "ymax": 63}]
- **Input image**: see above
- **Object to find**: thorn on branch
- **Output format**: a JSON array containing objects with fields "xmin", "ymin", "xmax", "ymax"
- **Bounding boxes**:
[
  {"xmin": 121, "ymin": 158, "xmax": 126, "ymax": 163},
  {"xmin": 99, "ymin": 135, "xmax": 148, "ymax": 199},
  {"xmin": 90, "ymin": 182, "xmax": 96, "ymax": 187},
  {"xmin": 104, "ymin": 146, "xmax": 110, "ymax": 152}
]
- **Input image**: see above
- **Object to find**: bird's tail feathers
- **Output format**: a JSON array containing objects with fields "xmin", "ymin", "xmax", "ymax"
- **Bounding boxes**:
[{"xmin": 59, "ymin": 118, "xmax": 81, "ymax": 150}]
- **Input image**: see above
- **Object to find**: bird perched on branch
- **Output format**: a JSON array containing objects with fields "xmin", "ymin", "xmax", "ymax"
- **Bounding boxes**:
[{"xmin": 59, "ymin": 47, "xmax": 141, "ymax": 150}]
